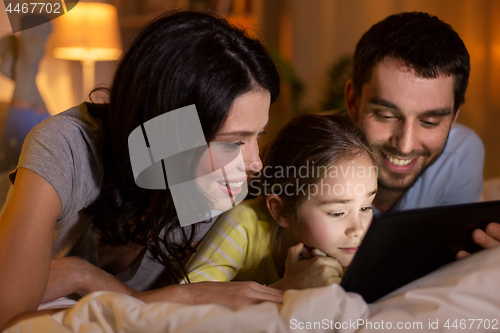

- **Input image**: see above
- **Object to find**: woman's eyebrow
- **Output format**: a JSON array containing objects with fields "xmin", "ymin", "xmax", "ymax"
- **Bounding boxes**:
[
  {"xmin": 217, "ymin": 130, "xmax": 258, "ymax": 138},
  {"xmin": 217, "ymin": 120, "xmax": 270, "ymax": 138}
]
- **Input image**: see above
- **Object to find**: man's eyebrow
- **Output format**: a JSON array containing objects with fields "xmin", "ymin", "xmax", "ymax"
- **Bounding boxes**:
[
  {"xmin": 368, "ymin": 97, "xmax": 400, "ymax": 110},
  {"xmin": 420, "ymin": 108, "xmax": 453, "ymax": 117},
  {"xmin": 369, "ymin": 97, "xmax": 453, "ymax": 117},
  {"xmin": 367, "ymin": 190, "xmax": 377, "ymax": 198}
]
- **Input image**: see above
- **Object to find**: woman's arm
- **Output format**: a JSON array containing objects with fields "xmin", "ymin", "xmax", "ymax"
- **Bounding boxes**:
[
  {"xmin": 0, "ymin": 168, "xmax": 61, "ymax": 329},
  {"xmin": 135, "ymin": 281, "xmax": 283, "ymax": 308},
  {"xmin": 41, "ymin": 256, "xmax": 138, "ymax": 303}
]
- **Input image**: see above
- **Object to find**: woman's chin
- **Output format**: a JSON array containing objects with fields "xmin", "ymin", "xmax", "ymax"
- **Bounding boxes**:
[{"xmin": 211, "ymin": 196, "xmax": 238, "ymax": 212}]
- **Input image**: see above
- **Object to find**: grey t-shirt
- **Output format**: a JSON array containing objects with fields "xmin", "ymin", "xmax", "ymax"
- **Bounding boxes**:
[{"xmin": 10, "ymin": 103, "xmax": 215, "ymax": 291}]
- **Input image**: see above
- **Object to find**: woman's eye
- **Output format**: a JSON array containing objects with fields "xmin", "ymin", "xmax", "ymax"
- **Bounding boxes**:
[
  {"xmin": 328, "ymin": 212, "xmax": 345, "ymax": 218},
  {"xmin": 360, "ymin": 206, "xmax": 373, "ymax": 213},
  {"xmin": 219, "ymin": 143, "xmax": 240, "ymax": 151},
  {"xmin": 257, "ymin": 131, "xmax": 267, "ymax": 139}
]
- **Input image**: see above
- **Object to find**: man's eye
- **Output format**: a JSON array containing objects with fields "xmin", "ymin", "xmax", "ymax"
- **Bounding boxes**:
[
  {"xmin": 420, "ymin": 120, "xmax": 440, "ymax": 128},
  {"xmin": 328, "ymin": 212, "xmax": 345, "ymax": 218},
  {"xmin": 373, "ymin": 111, "xmax": 396, "ymax": 120}
]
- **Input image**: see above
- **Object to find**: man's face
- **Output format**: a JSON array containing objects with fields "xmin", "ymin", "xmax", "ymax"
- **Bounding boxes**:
[{"xmin": 346, "ymin": 57, "xmax": 458, "ymax": 192}]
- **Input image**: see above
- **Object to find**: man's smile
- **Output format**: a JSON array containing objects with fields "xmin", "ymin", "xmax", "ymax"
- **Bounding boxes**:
[{"xmin": 380, "ymin": 151, "xmax": 421, "ymax": 173}]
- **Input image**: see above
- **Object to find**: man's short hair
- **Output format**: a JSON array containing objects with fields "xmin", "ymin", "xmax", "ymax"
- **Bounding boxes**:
[{"xmin": 352, "ymin": 12, "xmax": 470, "ymax": 113}]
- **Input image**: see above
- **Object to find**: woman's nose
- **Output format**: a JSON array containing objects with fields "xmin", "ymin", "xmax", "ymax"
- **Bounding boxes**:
[{"xmin": 241, "ymin": 143, "xmax": 262, "ymax": 173}]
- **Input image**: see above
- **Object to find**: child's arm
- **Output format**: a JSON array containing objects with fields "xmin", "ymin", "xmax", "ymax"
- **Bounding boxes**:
[
  {"xmin": 269, "ymin": 243, "xmax": 343, "ymax": 290},
  {"xmin": 183, "ymin": 212, "xmax": 250, "ymax": 283}
]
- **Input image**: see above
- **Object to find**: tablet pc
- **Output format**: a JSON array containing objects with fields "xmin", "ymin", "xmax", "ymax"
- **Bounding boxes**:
[{"xmin": 340, "ymin": 200, "xmax": 500, "ymax": 303}]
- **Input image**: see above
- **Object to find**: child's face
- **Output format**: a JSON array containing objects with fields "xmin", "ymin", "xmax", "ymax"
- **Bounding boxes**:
[{"xmin": 296, "ymin": 153, "xmax": 377, "ymax": 267}]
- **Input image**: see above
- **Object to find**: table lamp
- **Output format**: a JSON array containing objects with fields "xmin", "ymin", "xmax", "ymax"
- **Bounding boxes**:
[{"xmin": 52, "ymin": 2, "xmax": 122, "ymax": 98}]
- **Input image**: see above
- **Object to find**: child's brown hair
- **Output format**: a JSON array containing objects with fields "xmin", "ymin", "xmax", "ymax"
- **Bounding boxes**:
[{"xmin": 258, "ymin": 114, "xmax": 375, "ymax": 277}]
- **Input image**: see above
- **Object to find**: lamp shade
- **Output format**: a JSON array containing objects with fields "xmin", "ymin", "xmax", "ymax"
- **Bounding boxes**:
[{"xmin": 52, "ymin": 2, "xmax": 122, "ymax": 61}]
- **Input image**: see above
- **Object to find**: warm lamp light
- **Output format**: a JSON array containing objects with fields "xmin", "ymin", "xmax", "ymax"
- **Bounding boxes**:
[{"xmin": 52, "ymin": 2, "xmax": 122, "ymax": 98}]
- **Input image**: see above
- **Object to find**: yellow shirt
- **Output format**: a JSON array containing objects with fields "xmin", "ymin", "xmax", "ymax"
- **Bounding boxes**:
[{"xmin": 183, "ymin": 198, "xmax": 280, "ymax": 285}]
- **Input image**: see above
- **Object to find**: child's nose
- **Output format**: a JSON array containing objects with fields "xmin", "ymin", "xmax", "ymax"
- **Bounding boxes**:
[{"xmin": 346, "ymin": 215, "xmax": 366, "ymax": 238}]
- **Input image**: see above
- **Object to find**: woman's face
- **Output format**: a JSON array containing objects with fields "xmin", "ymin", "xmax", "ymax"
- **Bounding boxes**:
[
  {"xmin": 195, "ymin": 90, "xmax": 271, "ymax": 211},
  {"xmin": 295, "ymin": 153, "xmax": 378, "ymax": 267}
]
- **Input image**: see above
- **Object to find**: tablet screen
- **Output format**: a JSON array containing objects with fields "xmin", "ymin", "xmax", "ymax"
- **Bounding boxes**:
[{"xmin": 341, "ymin": 200, "xmax": 500, "ymax": 303}]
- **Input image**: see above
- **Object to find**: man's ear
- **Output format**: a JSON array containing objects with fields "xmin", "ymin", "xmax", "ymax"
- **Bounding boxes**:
[
  {"xmin": 266, "ymin": 194, "xmax": 291, "ymax": 228},
  {"xmin": 345, "ymin": 79, "xmax": 358, "ymax": 121},
  {"xmin": 452, "ymin": 107, "xmax": 460, "ymax": 125}
]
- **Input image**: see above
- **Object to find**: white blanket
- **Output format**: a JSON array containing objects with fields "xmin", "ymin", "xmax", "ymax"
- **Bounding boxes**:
[{"xmin": 5, "ymin": 247, "xmax": 500, "ymax": 333}]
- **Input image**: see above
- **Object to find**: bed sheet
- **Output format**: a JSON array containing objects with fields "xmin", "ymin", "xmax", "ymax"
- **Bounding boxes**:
[{"xmin": 5, "ymin": 247, "xmax": 500, "ymax": 333}]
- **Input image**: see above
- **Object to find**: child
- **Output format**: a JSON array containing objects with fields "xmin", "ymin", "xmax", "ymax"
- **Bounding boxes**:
[{"xmin": 184, "ymin": 114, "xmax": 378, "ymax": 289}]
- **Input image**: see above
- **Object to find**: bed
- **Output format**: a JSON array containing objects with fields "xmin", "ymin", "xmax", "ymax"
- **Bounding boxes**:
[{"xmin": 5, "ymin": 245, "xmax": 500, "ymax": 333}]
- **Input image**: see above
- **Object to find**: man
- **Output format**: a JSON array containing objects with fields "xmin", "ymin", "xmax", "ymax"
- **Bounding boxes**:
[{"xmin": 344, "ymin": 12, "xmax": 500, "ymax": 248}]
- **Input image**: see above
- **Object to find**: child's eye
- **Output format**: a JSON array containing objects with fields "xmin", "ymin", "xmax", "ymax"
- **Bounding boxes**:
[
  {"xmin": 234, "ymin": 141, "xmax": 245, "ymax": 146},
  {"xmin": 360, "ymin": 206, "xmax": 373, "ymax": 213},
  {"xmin": 328, "ymin": 212, "xmax": 345, "ymax": 218}
]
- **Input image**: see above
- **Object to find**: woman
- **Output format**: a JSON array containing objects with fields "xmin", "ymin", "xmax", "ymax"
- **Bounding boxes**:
[{"xmin": 0, "ymin": 11, "xmax": 282, "ymax": 329}]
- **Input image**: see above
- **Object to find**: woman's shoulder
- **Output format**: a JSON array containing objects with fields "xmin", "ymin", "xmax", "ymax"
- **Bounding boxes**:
[
  {"xmin": 32, "ymin": 103, "xmax": 100, "ymax": 138},
  {"xmin": 11, "ymin": 103, "xmax": 103, "ymax": 218},
  {"xmin": 19, "ymin": 102, "xmax": 102, "ymax": 178},
  {"xmin": 20, "ymin": 102, "xmax": 103, "ymax": 174}
]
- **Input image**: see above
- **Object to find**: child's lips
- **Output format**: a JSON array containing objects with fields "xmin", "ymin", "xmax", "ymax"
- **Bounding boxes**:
[{"xmin": 338, "ymin": 246, "xmax": 359, "ymax": 254}]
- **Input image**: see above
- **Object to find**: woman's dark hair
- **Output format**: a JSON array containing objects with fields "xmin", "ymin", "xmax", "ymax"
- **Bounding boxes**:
[
  {"xmin": 352, "ymin": 12, "xmax": 470, "ymax": 113},
  {"xmin": 84, "ymin": 11, "xmax": 280, "ymax": 283},
  {"xmin": 258, "ymin": 114, "xmax": 374, "ymax": 277}
]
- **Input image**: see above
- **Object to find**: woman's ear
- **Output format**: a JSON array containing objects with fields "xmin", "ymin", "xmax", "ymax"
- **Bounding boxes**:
[{"xmin": 266, "ymin": 194, "xmax": 291, "ymax": 228}]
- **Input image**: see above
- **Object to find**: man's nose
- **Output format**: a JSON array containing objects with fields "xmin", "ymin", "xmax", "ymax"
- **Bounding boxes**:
[{"xmin": 390, "ymin": 120, "xmax": 418, "ymax": 155}]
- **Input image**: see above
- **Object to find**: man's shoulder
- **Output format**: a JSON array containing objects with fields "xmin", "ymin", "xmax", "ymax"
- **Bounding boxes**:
[{"xmin": 445, "ymin": 123, "xmax": 484, "ymax": 155}]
